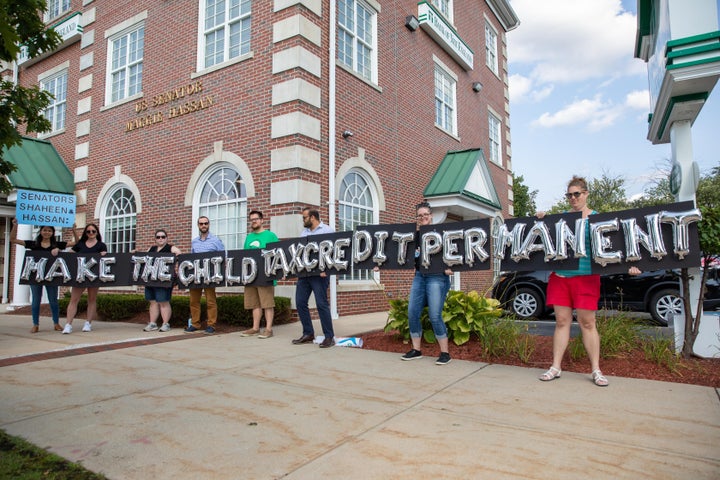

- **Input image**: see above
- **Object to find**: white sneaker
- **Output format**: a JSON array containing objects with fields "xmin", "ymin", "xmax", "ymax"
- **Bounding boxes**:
[
  {"xmin": 82, "ymin": 321, "xmax": 92, "ymax": 332},
  {"xmin": 143, "ymin": 323, "xmax": 159, "ymax": 332},
  {"xmin": 62, "ymin": 324, "xmax": 72, "ymax": 334},
  {"xmin": 159, "ymin": 323, "xmax": 171, "ymax": 332}
]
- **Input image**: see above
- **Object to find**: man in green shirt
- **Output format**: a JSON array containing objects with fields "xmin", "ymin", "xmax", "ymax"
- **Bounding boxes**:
[{"xmin": 240, "ymin": 210, "xmax": 279, "ymax": 338}]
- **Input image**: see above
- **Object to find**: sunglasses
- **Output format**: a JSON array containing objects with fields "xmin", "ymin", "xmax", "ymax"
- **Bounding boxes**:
[
  {"xmin": 565, "ymin": 191, "xmax": 585, "ymax": 199},
  {"xmin": 198, "ymin": 221, "xmax": 209, "ymax": 225},
  {"xmin": 86, "ymin": 230, "xmax": 97, "ymax": 234},
  {"xmin": 155, "ymin": 235, "xmax": 166, "ymax": 239},
  {"xmin": 249, "ymin": 218, "xmax": 261, "ymax": 222}
]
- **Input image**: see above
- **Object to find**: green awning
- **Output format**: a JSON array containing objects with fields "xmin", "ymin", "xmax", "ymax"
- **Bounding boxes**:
[
  {"xmin": 424, "ymin": 148, "xmax": 501, "ymax": 210},
  {"xmin": 3, "ymin": 137, "xmax": 74, "ymax": 194}
]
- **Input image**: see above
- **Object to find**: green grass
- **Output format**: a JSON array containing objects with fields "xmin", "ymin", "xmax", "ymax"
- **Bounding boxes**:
[{"xmin": 0, "ymin": 430, "xmax": 107, "ymax": 480}]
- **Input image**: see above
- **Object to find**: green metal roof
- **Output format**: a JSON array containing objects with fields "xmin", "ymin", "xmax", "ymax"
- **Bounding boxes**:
[
  {"xmin": 3, "ymin": 137, "xmax": 74, "ymax": 194},
  {"xmin": 423, "ymin": 148, "xmax": 501, "ymax": 209}
]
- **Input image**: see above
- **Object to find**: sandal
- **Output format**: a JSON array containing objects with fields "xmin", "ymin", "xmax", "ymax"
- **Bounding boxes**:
[
  {"xmin": 539, "ymin": 366, "xmax": 561, "ymax": 381},
  {"xmin": 591, "ymin": 369, "xmax": 609, "ymax": 387}
]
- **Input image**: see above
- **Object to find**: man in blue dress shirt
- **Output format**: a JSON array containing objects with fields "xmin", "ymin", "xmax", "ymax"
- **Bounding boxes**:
[{"xmin": 292, "ymin": 207, "xmax": 336, "ymax": 348}]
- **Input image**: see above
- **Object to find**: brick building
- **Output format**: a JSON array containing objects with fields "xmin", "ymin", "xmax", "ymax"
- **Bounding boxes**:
[{"xmin": 4, "ymin": 0, "xmax": 519, "ymax": 316}]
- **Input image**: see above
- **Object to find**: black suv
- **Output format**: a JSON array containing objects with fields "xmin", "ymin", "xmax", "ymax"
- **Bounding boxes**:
[{"xmin": 491, "ymin": 269, "xmax": 720, "ymax": 325}]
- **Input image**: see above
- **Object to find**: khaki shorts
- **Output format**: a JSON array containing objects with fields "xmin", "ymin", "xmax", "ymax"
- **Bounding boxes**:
[{"xmin": 244, "ymin": 285, "xmax": 275, "ymax": 309}]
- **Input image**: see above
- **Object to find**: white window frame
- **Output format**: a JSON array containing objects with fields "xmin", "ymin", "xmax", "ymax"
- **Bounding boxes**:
[
  {"xmin": 194, "ymin": 163, "xmax": 247, "ymax": 250},
  {"xmin": 197, "ymin": 0, "xmax": 252, "ymax": 72},
  {"xmin": 431, "ymin": 0, "xmax": 453, "ymax": 23},
  {"xmin": 337, "ymin": 0, "xmax": 379, "ymax": 84},
  {"xmin": 102, "ymin": 184, "xmax": 137, "ymax": 254},
  {"xmin": 105, "ymin": 20, "xmax": 145, "ymax": 105},
  {"xmin": 485, "ymin": 21, "xmax": 499, "ymax": 75},
  {"xmin": 434, "ymin": 58, "xmax": 457, "ymax": 136},
  {"xmin": 39, "ymin": 67, "xmax": 68, "ymax": 136},
  {"xmin": 338, "ymin": 168, "xmax": 378, "ymax": 282},
  {"xmin": 44, "ymin": 0, "xmax": 71, "ymax": 22},
  {"xmin": 488, "ymin": 110, "xmax": 502, "ymax": 166}
]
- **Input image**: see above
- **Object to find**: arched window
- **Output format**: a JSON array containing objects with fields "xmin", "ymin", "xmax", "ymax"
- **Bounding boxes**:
[
  {"xmin": 197, "ymin": 165, "xmax": 246, "ymax": 250},
  {"xmin": 104, "ymin": 185, "xmax": 137, "ymax": 253},
  {"xmin": 339, "ymin": 169, "xmax": 376, "ymax": 281}
]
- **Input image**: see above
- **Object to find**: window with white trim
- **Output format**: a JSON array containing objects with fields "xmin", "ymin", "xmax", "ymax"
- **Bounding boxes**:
[
  {"xmin": 431, "ymin": 0, "xmax": 452, "ymax": 22},
  {"xmin": 103, "ymin": 185, "xmax": 137, "ymax": 253},
  {"xmin": 339, "ymin": 169, "xmax": 376, "ymax": 281},
  {"xmin": 485, "ymin": 22, "xmax": 498, "ymax": 75},
  {"xmin": 197, "ymin": 165, "xmax": 246, "ymax": 250},
  {"xmin": 337, "ymin": 0, "xmax": 378, "ymax": 83},
  {"xmin": 108, "ymin": 24, "xmax": 144, "ymax": 103},
  {"xmin": 200, "ymin": 0, "xmax": 252, "ymax": 70},
  {"xmin": 45, "ymin": 0, "xmax": 70, "ymax": 21},
  {"xmin": 488, "ymin": 111, "xmax": 502, "ymax": 166},
  {"xmin": 41, "ymin": 70, "xmax": 67, "ymax": 134},
  {"xmin": 434, "ymin": 64, "xmax": 457, "ymax": 135}
]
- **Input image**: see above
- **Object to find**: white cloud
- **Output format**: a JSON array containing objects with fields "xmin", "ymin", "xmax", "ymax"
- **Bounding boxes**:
[
  {"xmin": 509, "ymin": 73, "xmax": 555, "ymax": 103},
  {"xmin": 508, "ymin": 0, "xmax": 644, "ymax": 84},
  {"xmin": 532, "ymin": 95, "xmax": 622, "ymax": 130},
  {"xmin": 625, "ymin": 89, "xmax": 651, "ymax": 110}
]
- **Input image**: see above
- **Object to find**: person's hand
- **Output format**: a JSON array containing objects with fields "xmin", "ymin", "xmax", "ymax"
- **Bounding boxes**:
[
  {"xmin": 536, "ymin": 211, "xmax": 546, "ymax": 219},
  {"xmin": 11, "ymin": 218, "xmax": 17, "ymax": 226},
  {"xmin": 628, "ymin": 266, "xmax": 642, "ymax": 276},
  {"xmin": 320, "ymin": 272, "xmax": 327, "ymax": 278},
  {"xmin": 51, "ymin": 247, "xmax": 60, "ymax": 257},
  {"xmin": 444, "ymin": 268, "xmax": 453, "ymax": 276}
]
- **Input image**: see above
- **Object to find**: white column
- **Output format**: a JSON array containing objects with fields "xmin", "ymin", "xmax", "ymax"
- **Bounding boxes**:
[{"xmin": 12, "ymin": 224, "xmax": 32, "ymax": 306}]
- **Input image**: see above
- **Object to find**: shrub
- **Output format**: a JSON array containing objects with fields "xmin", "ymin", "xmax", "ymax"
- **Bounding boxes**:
[
  {"xmin": 443, "ymin": 290, "xmax": 503, "ymax": 345},
  {"xmin": 642, "ymin": 335, "xmax": 682, "ymax": 373},
  {"xmin": 60, "ymin": 292, "xmax": 291, "ymax": 328},
  {"xmin": 569, "ymin": 311, "xmax": 642, "ymax": 360},
  {"xmin": 96, "ymin": 294, "xmax": 148, "ymax": 321}
]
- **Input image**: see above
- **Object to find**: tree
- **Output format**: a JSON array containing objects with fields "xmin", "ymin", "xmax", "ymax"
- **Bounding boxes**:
[
  {"xmin": 679, "ymin": 165, "xmax": 720, "ymax": 357},
  {"xmin": 546, "ymin": 172, "xmax": 629, "ymax": 214},
  {"xmin": 0, "ymin": 0, "xmax": 61, "ymax": 192},
  {"xmin": 511, "ymin": 173, "xmax": 537, "ymax": 217}
]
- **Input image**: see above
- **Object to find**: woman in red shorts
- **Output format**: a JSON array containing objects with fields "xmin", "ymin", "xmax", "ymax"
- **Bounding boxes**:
[{"xmin": 538, "ymin": 176, "xmax": 637, "ymax": 387}]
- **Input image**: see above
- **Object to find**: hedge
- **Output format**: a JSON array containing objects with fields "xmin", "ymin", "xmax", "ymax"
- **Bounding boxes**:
[{"xmin": 59, "ymin": 292, "xmax": 292, "ymax": 329}]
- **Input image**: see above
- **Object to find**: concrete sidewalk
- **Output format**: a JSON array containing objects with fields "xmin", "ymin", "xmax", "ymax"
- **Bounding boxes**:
[{"xmin": 0, "ymin": 312, "xmax": 718, "ymax": 479}]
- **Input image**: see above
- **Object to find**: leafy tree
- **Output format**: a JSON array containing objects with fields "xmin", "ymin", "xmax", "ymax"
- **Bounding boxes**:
[
  {"xmin": 546, "ymin": 172, "xmax": 629, "ymax": 214},
  {"xmin": 680, "ymin": 165, "xmax": 720, "ymax": 357},
  {"xmin": 0, "ymin": 0, "xmax": 61, "ymax": 192},
  {"xmin": 511, "ymin": 173, "xmax": 537, "ymax": 217}
]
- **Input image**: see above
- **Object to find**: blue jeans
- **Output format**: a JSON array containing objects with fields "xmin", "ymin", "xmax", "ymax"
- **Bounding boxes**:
[
  {"xmin": 408, "ymin": 272, "xmax": 450, "ymax": 340},
  {"xmin": 295, "ymin": 275, "xmax": 334, "ymax": 338},
  {"xmin": 30, "ymin": 284, "xmax": 59, "ymax": 326}
]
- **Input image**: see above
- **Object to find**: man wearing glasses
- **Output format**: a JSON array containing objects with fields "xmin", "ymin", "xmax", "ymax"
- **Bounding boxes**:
[
  {"xmin": 186, "ymin": 216, "xmax": 225, "ymax": 334},
  {"xmin": 240, "ymin": 210, "xmax": 279, "ymax": 339},
  {"xmin": 292, "ymin": 207, "xmax": 336, "ymax": 348}
]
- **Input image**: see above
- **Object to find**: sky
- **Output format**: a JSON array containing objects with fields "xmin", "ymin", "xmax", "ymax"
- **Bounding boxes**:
[{"xmin": 506, "ymin": 0, "xmax": 720, "ymax": 210}]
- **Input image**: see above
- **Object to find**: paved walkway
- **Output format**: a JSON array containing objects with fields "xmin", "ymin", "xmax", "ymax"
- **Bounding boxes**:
[{"xmin": 0, "ymin": 312, "xmax": 718, "ymax": 479}]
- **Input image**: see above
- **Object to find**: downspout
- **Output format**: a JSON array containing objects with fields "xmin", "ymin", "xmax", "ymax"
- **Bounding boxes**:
[{"xmin": 328, "ymin": 0, "xmax": 338, "ymax": 319}]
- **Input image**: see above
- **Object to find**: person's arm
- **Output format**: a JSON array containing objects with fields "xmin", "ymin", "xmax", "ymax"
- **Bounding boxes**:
[
  {"xmin": 66, "ymin": 223, "xmax": 81, "ymax": 248},
  {"xmin": 171, "ymin": 245, "xmax": 182, "ymax": 255},
  {"xmin": 9, "ymin": 219, "xmax": 26, "ymax": 247}
]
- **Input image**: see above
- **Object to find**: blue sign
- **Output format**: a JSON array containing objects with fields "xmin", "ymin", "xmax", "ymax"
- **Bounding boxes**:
[{"xmin": 15, "ymin": 189, "xmax": 76, "ymax": 227}]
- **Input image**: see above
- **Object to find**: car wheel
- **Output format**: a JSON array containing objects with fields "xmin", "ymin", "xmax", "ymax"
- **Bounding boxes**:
[
  {"xmin": 510, "ymin": 288, "xmax": 544, "ymax": 319},
  {"xmin": 649, "ymin": 289, "xmax": 683, "ymax": 325}
]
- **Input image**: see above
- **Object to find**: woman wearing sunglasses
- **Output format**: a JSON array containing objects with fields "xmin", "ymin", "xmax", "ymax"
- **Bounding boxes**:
[
  {"xmin": 62, "ymin": 223, "xmax": 107, "ymax": 334},
  {"xmin": 142, "ymin": 229, "xmax": 182, "ymax": 333},
  {"xmin": 537, "ymin": 178, "xmax": 642, "ymax": 386},
  {"xmin": 10, "ymin": 219, "xmax": 67, "ymax": 332},
  {"xmin": 538, "ymin": 176, "xmax": 608, "ymax": 386}
]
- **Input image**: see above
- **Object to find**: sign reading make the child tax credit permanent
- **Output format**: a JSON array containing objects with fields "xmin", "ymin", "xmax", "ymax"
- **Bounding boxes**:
[{"xmin": 15, "ymin": 189, "xmax": 76, "ymax": 228}]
